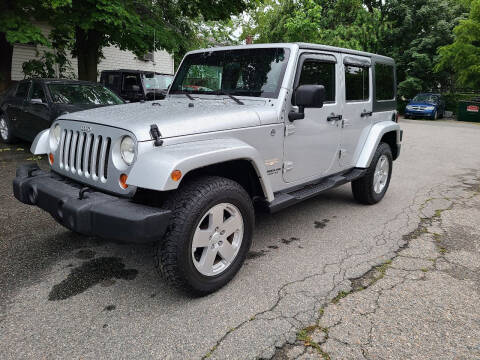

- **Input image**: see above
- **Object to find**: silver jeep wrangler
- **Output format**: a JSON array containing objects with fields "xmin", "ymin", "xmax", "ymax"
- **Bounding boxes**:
[{"xmin": 14, "ymin": 43, "xmax": 402, "ymax": 295}]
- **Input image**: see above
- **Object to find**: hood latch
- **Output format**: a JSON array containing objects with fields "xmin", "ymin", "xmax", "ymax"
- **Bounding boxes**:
[{"xmin": 150, "ymin": 124, "xmax": 163, "ymax": 147}]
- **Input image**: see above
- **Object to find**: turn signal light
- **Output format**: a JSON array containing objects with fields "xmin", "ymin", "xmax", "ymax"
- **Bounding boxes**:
[
  {"xmin": 171, "ymin": 170, "xmax": 182, "ymax": 182},
  {"xmin": 119, "ymin": 174, "xmax": 128, "ymax": 189},
  {"xmin": 48, "ymin": 153, "xmax": 54, "ymax": 165}
]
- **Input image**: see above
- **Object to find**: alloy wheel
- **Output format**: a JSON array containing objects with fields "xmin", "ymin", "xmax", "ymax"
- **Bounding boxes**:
[
  {"xmin": 0, "ymin": 117, "xmax": 8, "ymax": 140},
  {"xmin": 373, "ymin": 154, "xmax": 390, "ymax": 194},
  {"xmin": 191, "ymin": 203, "xmax": 244, "ymax": 277}
]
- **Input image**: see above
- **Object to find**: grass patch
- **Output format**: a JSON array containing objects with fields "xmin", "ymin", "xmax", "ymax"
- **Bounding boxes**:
[{"xmin": 331, "ymin": 290, "xmax": 350, "ymax": 304}]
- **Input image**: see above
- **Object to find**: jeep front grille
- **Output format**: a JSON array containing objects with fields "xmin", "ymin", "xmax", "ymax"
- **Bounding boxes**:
[{"xmin": 59, "ymin": 129, "xmax": 111, "ymax": 182}]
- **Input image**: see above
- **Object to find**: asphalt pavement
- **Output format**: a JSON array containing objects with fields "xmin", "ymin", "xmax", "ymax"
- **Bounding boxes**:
[{"xmin": 1, "ymin": 119, "xmax": 480, "ymax": 359}]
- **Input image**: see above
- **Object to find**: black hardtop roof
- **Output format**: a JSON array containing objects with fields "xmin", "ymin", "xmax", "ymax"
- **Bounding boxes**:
[{"xmin": 100, "ymin": 69, "xmax": 172, "ymax": 76}]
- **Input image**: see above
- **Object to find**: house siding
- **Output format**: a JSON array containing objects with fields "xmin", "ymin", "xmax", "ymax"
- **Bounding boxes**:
[{"xmin": 11, "ymin": 22, "xmax": 174, "ymax": 81}]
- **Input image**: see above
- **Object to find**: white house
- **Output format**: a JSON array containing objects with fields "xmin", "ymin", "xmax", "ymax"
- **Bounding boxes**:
[{"xmin": 11, "ymin": 22, "xmax": 175, "ymax": 81}]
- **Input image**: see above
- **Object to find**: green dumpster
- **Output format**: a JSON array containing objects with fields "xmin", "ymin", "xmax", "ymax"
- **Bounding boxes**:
[{"xmin": 457, "ymin": 99, "xmax": 480, "ymax": 122}]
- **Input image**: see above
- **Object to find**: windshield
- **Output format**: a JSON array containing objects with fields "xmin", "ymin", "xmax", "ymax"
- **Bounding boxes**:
[
  {"xmin": 170, "ymin": 48, "xmax": 290, "ymax": 98},
  {"xmin": 48, "ymin": 84, "xmax": 124, "ymax": 105},
  {"xmin": 413, "ymin": 94, "xmax": 439, "ymax": 103},
  {"xmin": 143, "ymin": 74, "xmax": 173, "ymax": 90}
]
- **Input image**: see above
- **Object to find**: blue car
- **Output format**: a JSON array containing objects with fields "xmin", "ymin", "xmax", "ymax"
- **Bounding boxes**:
[{"xmin": 405, "ymin": 93, "xmax": 445, "ymax": 120}]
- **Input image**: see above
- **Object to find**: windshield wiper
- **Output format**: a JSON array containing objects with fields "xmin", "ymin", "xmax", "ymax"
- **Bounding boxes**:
[
  {"xmin": 184, "ymin": 93, "xmax": 194, "ymax": 101},
  {"xmin": 215, "ymin": 91, "xmax": 244, "ymax": 105}
]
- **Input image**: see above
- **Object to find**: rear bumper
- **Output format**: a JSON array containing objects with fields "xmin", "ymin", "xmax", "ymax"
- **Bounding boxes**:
[{"xmin": 13, "ymin": 164, "xmax": 171, "ymax": 243}]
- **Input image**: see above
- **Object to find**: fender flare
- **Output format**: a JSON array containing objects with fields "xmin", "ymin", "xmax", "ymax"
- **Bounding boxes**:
[
  {"xmin": 127, "ymin": 138, "xmax": 274, "ymax": 201},
  {"xmin": 356, "ymin": 121, "xmax": 401, "ymax": 168},
  {"xmin": 30, "ymin": 129, "xmax": 50, "ymax": 155}
]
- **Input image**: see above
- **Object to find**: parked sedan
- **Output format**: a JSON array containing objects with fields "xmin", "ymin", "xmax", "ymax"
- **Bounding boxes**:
[
  {"xmin": 404, "ymin": 93, "xmax": 445, "ymax": 120},
  {"xmin": 0, "ymin": 79, "xmax": 124, "ymax": 143}
]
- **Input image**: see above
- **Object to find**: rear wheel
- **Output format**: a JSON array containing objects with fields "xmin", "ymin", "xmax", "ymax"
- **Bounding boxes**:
[
  {"xmin": 352, "ymin": 142, "xmax": 393, "ymax": 205},
  {"xmin": 0, "ymin": 113, "xmax": 17, "ymax": 144},
  {"xmin": 154, "ymin": 176, "xmax": 254, "ymax": 295}
]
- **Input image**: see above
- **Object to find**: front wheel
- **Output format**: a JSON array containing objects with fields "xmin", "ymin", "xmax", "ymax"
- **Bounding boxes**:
[
  {"xmin": 352, "ymin": 142, "xmax": 393, "ymax": 205},
  {"xmin": 0, "ymin": 113, "xmax": 17, "ymax": 144},
  {"xmin": 154, "ymin": 176, "xmax": 254, "ymax": 295}
]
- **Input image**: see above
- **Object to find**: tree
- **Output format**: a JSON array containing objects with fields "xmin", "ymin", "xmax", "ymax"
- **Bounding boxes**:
[
  {"xmin": 47, "ymin": 0, "xmax": 254, "ymax": 81},
  {"xmin": 241, "ymin": 0, "xmax": 390, "ymax": 54},
  {"xmin": 436, "ymin": 0, "xmax": 480, "ymax": 89},
  {"xmin": 0, "ymin": 0, "xmax": 49, "ymax": 91},
  {"xmin": 381, "ymin": 0, "xmax": 467, "ymax": 98}
]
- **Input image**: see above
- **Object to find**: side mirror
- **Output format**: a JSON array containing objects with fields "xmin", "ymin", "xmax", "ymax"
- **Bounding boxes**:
[
  {"xmin": 131, "ymin": 85, "xmax": 140, "ymax": 92},
  {"xmin": 31, "ymin": 98, "xmax": 45, "ymax": 105},
  {"xmin": 289, "ymin": 85, "xmax": 326, "ymax": 121}
]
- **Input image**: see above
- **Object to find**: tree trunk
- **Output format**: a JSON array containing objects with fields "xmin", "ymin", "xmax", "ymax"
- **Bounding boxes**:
[
  {"xmin": 75, "ymin": 27, "xmax": 101, "ymax": 82},
  {"xmin": 0, "ymin": 32, "xmax": 14, "ymax": 92}
]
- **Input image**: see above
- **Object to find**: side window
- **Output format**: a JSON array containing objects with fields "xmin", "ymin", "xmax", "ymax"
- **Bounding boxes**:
[
  {"xmin": 123, "ymin": 74, "xmax": 141, "ymax": 91},
  {"xmin": 105, "ymin": 74, "xmax": 121, "ymax": 89},
  {"xmin": 298, "ymin": 60, "xmax": 336, "ymax": 102},
  {"xmin": 30, "ymin": 82, "xmax": 46, "ymax": 102},
  {"xmin": 345, "ymin": 66, "xmax": 369, "ymax": 101},
  {"xmin": 15, "ymin": 82, "xmax": 30, "ymax": 99},
  {"xmin": 375, "ymin": 63, "xmax": 394, "ymax": 101}
]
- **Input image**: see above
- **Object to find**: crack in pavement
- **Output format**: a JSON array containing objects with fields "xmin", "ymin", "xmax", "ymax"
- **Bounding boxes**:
[
  {"xmin": 203, "ymin": 171, "xmax": 480, "ymax": 359},
  {"xmin": 283, "ymin": 170, "xmax": 480, "ymax": 360}
]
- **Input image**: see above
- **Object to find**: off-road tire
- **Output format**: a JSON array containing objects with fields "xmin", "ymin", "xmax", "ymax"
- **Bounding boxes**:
[
  {"xmin": 154, "ymin": 176, "xmax": 254, "ymax": 295},
  {"xmin": 352, "ymin": 142, "xmax": 393, "ymax": 205},
  {"xmin": 0, "ymin": 113, "xmax": 17, "ymax": 144}
]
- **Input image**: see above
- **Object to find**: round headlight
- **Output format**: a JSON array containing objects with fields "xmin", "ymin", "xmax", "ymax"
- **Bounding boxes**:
[
  {"xmin": 49, "ymin": 124, "xmax": 61, "ymax": 151},
  {"xmin": 120, "ymin": 136, "xmax": 135, "ymax": 165}
]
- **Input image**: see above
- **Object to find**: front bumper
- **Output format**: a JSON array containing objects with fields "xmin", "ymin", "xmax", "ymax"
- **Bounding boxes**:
[
  {"xmin": 13, "ymin": 164, "xmax": 171, "ymax": 243},
  {"xmin": 405, "ymin": 110, "xmax": 435, "ymax": 117}
]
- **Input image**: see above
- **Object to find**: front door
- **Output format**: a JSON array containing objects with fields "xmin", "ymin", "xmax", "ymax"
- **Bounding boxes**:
[
  {"xmin": 283, "ymin": 52, "xmax": 342, "ymax": 183},
  {"xmin": 339, "ymin": 55, "xmax": 373, "ymax": 169},
  {"xmin": 24, "ymin": 81, "xmax": 51, "ymax": 141},
  {"xmin": 9, "ymin": 81, "xmax": 31, "ymax": 139}
]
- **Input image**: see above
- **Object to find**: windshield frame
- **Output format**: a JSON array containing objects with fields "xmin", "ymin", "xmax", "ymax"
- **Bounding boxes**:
[
  {"xmin": 169, "ymin": 47, "xmax": 291, "ymax": 99},
  {"xmin": 47, "ymin": 83, "xmax": 124, "ymax": 105}
]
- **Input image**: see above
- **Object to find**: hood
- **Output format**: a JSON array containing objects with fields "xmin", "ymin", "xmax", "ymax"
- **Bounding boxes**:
[
  {"xmin": 58, "ymin": 97, "xmax": 278, "ymax": 141},
  {"xmin": 408, "ymin": 101, "xmax": 437, "ymax": 107}
]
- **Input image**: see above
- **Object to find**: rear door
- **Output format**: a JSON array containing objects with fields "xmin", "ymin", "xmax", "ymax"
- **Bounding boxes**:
[
  {"xmin": 339, "ymin": 55, "xmax": 373, "ymax": 170},
  {"xmin": 283, "ymin": 52, "xmax": 343, "ymax": 183}
]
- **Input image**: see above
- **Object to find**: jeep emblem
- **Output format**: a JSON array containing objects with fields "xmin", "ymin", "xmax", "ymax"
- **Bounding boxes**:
[{"xmin": 80, "ymin": 125, "xmax": 92, "ymax": 132}]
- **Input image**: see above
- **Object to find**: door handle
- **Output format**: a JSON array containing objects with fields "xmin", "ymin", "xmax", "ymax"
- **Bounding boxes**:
[
  {"xmin": 361, "ymin": 111, "xmax": 373, "ymax": 117},
  {"xmin": 327, "ymin": 114, "xmax": 343, "ymax": 122}
]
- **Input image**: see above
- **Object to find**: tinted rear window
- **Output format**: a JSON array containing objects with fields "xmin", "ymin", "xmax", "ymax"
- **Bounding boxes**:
[
  {"xmin": 375, "ymin": 63, "xmax": 395, "ymax": 101},
  {"xmin": 345, "ymin": 66, "xmax": 369, "ymax": 101}
]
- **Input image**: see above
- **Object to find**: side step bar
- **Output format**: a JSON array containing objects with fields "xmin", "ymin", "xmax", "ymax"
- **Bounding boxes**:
[{"xmin": 263, "ymin": 168, "xmax": 366, "ymax": 213}]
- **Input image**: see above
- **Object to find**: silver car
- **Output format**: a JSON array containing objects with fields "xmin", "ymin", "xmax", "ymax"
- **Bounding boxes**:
[{"xmin": 13, "ymin": 43, "xmax": 402, "ymax": 295}]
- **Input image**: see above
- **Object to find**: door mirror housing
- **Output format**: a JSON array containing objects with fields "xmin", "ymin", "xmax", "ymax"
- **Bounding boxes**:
[
  {"xmin": 30, "ymin": 98, "xmax": 46, "ymax": 105},
  {"xmin": 289, "ymin": 85, "xmax": 326, "ymax": 121}
]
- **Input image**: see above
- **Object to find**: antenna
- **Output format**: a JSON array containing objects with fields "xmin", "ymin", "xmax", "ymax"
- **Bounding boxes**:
[{"xmin": 153, "ymin": 29, "xmax": 156, "ymax": 101}]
